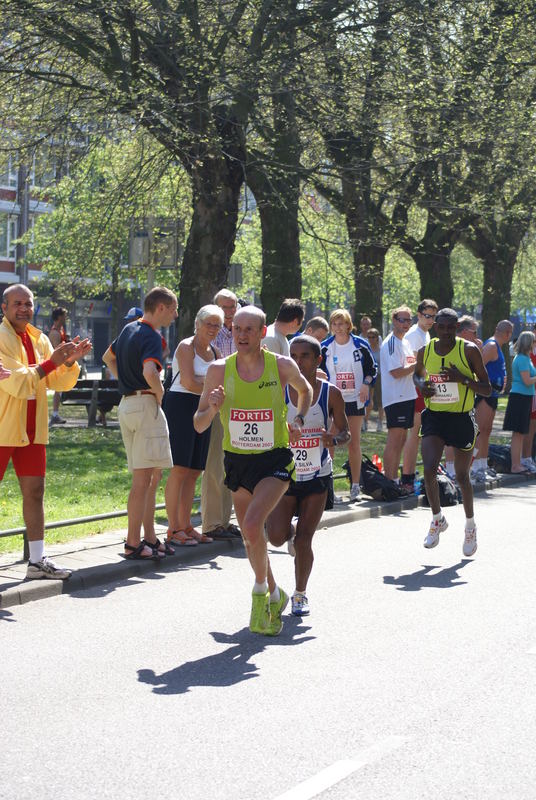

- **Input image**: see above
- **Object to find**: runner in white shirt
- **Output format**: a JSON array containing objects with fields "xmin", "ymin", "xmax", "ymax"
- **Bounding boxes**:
[
  {"xmin": 380, "ymin": 306, "xmax": 417, "ymax": 482},
  {"xmin": 266, "ymin": 335, "xmax": 349, "ymax": 617},
  {"xmin": 400, "ymin": 299, "xmax": 438, "ymax": 491}
]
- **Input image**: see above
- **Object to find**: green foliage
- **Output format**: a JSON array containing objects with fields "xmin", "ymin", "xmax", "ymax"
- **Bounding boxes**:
[
  {"xmin": 25, "ymin": 134, "xmax": 191, "ymax": 300},
  {"xmin": 234, "ymin": 191, "xmax": 354, "ymax": 313}
]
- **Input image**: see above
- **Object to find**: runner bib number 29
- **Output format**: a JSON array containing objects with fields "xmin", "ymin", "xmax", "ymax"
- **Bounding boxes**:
[{"xmin": 291, "ymin": 437, "xmax": 322, "ymax": 477}]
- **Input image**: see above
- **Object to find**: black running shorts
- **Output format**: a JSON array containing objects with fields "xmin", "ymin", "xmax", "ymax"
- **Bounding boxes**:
[
  {"xmin": 224, "ymin": 447, "xmax": 295, "ymax": 494},
  {"xmin": 420, "ymin": 408, "xmax": 478, "ymax": 451}
]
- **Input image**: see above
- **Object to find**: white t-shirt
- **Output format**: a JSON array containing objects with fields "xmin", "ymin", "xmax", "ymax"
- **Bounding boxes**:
[
  {"xmin": 261, "ymin": 323, "xmax": 289, "ymax": 356},
  {"xmin": 405, "ymin": 323, "xmax": 429, "ymax": 355},
  {"xmin": 380, "ymin": 332, "xmax": 417, "ymax": 408}
]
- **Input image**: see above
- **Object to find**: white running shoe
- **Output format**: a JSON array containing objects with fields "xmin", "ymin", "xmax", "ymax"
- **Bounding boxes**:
[
  {"xmin": 350, "ymin": 484, "xmax": 361, "ymax": 502},
  {"xmin": 423, "ymin": 516, "xmax": 448, "ymax": 548},
  {"xmin": 470, "ymin": 468, "xmax": 487, "ymax": 483},
  {"xmin": 26, "ymin": 556, "xmax": 72, "ymax": 580},
  {"xmin": 287, "ymin": 536, "xmax": 296, "ymax": 557},
  {"xmin": 291, "ymin": 592, "xmax": 310, "ymax": 616},
  {"xmin": 463, "ymin": 526, "xmax": 477, "ymax": 557},
  {"xmin": 521, "ymin": 458, "xmax": 536, "ymax": 473}
]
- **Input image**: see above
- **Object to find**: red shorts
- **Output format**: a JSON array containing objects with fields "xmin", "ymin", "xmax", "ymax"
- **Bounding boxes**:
[
  {"xmin": 415, "ymin": 387, "xmax": 426, "ymax": 414},
  {"xmin": 0, "ymin": 443, "xmax": 46, "ymax": 479}
]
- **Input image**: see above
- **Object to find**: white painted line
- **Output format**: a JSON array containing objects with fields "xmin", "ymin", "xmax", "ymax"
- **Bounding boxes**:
[{"xmin": 272, "ymin": 736, "xmax": 406, "ymax": 800}]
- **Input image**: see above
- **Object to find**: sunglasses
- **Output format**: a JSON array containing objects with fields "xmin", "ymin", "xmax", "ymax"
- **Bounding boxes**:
[
  {"xmin": 421, "ymin": 312, "xmax": 436, "ymax": 319},
  {"xmin": 395, "ymin": 317, "xmax": 411, "ymax": 323}
]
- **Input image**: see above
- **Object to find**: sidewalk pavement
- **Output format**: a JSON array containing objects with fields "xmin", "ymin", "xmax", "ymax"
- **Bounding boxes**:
[{"xmin": 0, "ymin": 471, "xmax": 532, "ymax": 610}]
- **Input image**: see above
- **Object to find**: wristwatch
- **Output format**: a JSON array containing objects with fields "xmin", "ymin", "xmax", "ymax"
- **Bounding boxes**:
[
  {"xmin": 294, "ymin": 413, "xmax": 305, "ymax": 425},
  {"xmin": 363, "ymin": 377, "xmax": 372, "ymax": 385},
  {"xmin": 462, "ymin": 377, "xmax": 470, "ymax": 386}
]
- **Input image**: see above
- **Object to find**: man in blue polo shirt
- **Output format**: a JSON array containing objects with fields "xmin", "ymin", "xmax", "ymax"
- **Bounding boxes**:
[{"xmin": 103, "ymin": 286, "xmax": 177, "ymax": 559}]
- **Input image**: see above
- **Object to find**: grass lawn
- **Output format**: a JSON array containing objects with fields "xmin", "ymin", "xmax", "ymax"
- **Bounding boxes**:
[{"xmin": 0, "ymin": 398, "xmax": 511, "ymax": 555}]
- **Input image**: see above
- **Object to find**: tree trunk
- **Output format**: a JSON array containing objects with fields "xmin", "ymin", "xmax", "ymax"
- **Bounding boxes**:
[
  {"xmin": 179, "ymin": 154, "xmax": 244, "ymax": 338},
  {"xmin": 413, "ymin": 247, "xmax": 454, "ymax": 310},
  {"xmin": 353, "ymin": 243, "xmax": 386, "ymax": 330},
  {"xmin": 250, "ymin": 15, "xmax": 302, "ymax": 322},
  {"xmin": 480, "ymin": 247, "xmax": 515, "ymax": 340},
  {"xmin": 110, "ymin": 259, "xmax": 121, "ymax": 339},
  {"xmin": 466, "ymin": 219, "xmax": 527, "ymax": 339}
]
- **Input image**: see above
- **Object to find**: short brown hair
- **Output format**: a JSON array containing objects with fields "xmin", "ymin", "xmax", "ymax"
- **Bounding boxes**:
[
  {"xmin": 144, "ymin": 286, "xmax": 177, "ymax": 313},
  {"xmin": 417, "ymin": 299, "xmax": 438, "ymax": 314},
  {"xmin": 276, "ymin": 298, "xmax": 305, "ymax": 324}
]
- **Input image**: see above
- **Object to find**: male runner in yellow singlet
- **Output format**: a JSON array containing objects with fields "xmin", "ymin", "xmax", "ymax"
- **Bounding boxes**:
[
  {"xmin": 194, "ymin": 306, "xmax": 312, "ymax": 635},
  {"xmin": 414, "ymin": 308, "xmax": 490, "ymax": 556}
]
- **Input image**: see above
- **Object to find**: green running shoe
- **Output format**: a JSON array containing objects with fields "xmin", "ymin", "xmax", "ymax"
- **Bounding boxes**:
[
  {"xmin": 267, "ymin": 588, "xmax": 289, "ymax": 636},
  {"xmin": 249, "ymin": 590, "xmax": 271, "ymax": 634}
]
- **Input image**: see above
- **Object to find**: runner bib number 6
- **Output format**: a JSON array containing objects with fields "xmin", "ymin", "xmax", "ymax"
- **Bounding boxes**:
[
  {"xmin": 291, "ymin": 437, "xmax": 322, "ymax": 477},
  {"xmin": 429, "ymin": 374, "xmax": 460, "ymax": 404},
  {"xmin": 229, "ymin": 409, "xmax": 274, "ymax": 450},
  {"xmin": 335, "ymin": 371, "xmax": 355, "ymax": 393}
]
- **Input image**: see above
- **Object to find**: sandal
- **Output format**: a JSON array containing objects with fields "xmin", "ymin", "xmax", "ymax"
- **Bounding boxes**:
[
  {"xmin": 166, "ymin": 529, "xmax": 198, "ymax": 547},
  {"xmin": 142, "ymin": 537, "xmax": 172, "ymax": 557},
  {"xmin": 184, "ymin": 526, "xmax": 213, "ymax": 543},
  {"xmin": 226, "ymin": 524, "xmax": 242, "ymax": 538},
  {"xmin": 123, "ymin": 542, "xmax": 160, "ymax": 560}
]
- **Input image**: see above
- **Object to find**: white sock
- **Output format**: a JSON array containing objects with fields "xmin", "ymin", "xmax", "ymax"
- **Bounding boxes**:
[
  {"xmin": 432, "ymin": 511, "xmax": 443, "ymax": 524},
  {"xmin": 466, "ymin": 517, "xmax": 476, "ymax": 530},
  {"xmin": 445, "ymin": 461, "xmax": 455, "ymax": 477},
  {"xmin": 477, "ymin": 458, "xmax": 487, "ymax": 471},
  {"xmin": 351, "ymin": 483, "xmax": 360, "ymax": 492},
  {"xmin": 29, "ymin": 540, "xmax": 45, "ymax": 563},
  {"xmin": 270, "ymin": 586, "xmax": 280, "ymax": 603},
  {"xmin": 253, "ymin": 580, "xmax": 268, "ymax": 595}
]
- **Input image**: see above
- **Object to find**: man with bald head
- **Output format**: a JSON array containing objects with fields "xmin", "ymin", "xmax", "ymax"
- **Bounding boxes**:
[
  {"xmin": 0, "ymin": 284, "xmax": 91, "ymax": 579},
  {"xmin": 195, "ymin": 305, "xmax": 312, "ymax": 635},
  {"xmin": 471, "ymin": 319, "xmax": 513, "ymax": 482}
]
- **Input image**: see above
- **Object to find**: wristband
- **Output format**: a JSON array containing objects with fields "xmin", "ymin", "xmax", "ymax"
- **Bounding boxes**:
[{"xmin": 40, "ymin": 359, "xmax": 56, "ymax": 376}]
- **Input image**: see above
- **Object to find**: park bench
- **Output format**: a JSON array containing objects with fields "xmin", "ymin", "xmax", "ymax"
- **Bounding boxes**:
[{"xmin": 60, "ymin": 379, "xmax": 121, "ymax": 427}]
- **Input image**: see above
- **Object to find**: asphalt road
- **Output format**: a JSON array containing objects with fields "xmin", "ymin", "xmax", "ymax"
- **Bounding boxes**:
[{"xmin": 2, "ymin": 484, "xmax": 536, "ymax": 800}]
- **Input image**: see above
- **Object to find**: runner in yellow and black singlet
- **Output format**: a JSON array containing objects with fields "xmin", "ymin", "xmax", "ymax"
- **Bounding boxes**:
[
  {"xmin": 194, "ymin": 306, "xmax": 312, "ymax": 636},
  {"xmin": 414, "ymin": 308, "xmax": 491, "ymax": 558}
]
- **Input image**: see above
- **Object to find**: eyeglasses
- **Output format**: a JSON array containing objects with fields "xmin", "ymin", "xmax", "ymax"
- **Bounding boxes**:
[
  {"xmin": 395, "ymin": 317, "xmax": 411, "ymax": 323},
  {"xmin": 368, "ymin": 334, "xmax": 379, "ymax": 339},
  {"xmin": 421, "ymin": 312, "xmax": 436, "ymax": 320}
]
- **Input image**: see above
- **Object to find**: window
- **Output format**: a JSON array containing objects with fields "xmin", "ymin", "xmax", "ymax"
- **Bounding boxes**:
[
  {"xmin": 0, "ymin": 213, "xmax": 18, "ymax": 258},
  {"xmin": 0, "ymin": 156, "xmax": 18, "ymax": 188}
]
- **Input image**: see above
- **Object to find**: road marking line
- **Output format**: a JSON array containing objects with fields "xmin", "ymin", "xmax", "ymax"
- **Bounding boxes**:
[{"xmin": 272, "ymin": 736, "xmax": 406, "ymax": 800}]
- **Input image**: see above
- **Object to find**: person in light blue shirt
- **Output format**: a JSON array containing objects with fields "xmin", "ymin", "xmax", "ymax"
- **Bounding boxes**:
[{"xmin": 503, "ymin": 331, "xmax": 536, "ymax": 472}]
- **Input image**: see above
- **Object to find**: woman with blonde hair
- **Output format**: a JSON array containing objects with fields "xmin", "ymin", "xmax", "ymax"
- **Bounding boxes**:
[
  {"xmin": 503, "ymin": 330, "xmax": 536, "ymax": 473},
  {"xmin": 321, "ymin": 309, "xmax": 377, "ymax": 501},
  {"xmin": 163, "ymin": 304, "xmax": 223, "ymax": 544}
]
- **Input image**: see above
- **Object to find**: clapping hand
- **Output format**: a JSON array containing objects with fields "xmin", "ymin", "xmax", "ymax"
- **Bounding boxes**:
[{"xmin": 64, "ymin": 336, "xmax": 92, "ymax": 366}]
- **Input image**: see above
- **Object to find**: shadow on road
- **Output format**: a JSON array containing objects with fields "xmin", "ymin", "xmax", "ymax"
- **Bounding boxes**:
[
  {"xmin": 383, "ymin": 559, "xmax": 473, "ymax": 591},
  {"xmin": 0, "ymin": 609, "xmax": 16, "ymax": 622},
  {"xmin": 137, "ymin": 618, "xmax": 314, "ymax": 695}
]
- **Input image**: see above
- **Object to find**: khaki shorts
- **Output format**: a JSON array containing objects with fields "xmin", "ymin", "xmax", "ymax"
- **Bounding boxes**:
[{"xmin": 118, "ymin": 393, "xmax": 172, "ymax": 472}]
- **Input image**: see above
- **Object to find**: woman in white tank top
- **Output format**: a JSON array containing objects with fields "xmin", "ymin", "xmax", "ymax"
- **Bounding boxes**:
[{"xmin": 163, "ymin": 304, "xmax": 223, "ymax": 545}]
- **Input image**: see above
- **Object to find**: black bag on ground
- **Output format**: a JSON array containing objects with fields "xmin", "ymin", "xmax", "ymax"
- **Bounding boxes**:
[
  {"xmin": 421, "ymin": 469, "xmax": 458, "ymax": 507},
  {"xmin": 487, "ymin": 443, "xmax": 511, "ymax": 473},
  {"xmin": 359, "ymin": 455, "xmax": 407, "ymax": 502}
]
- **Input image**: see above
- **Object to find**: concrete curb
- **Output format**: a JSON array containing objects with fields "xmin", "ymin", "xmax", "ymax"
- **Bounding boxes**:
[{"xmin": 1, "ymin": 471, "xmax": 533, "ymax": 610}]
